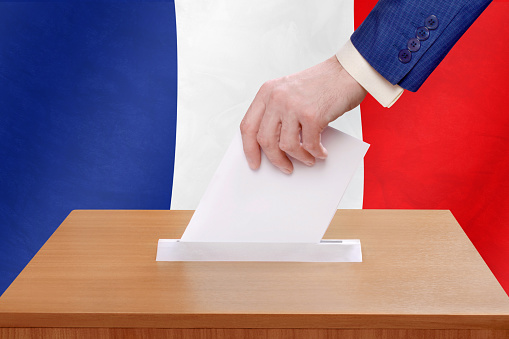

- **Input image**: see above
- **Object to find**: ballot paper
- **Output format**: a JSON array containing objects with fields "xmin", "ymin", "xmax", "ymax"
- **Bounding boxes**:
[{"xmin": 180, "ymin": 127, "xmax": 369, "ymax": 243}]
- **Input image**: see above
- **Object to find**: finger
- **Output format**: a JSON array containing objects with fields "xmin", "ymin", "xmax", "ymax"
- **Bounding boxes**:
[
  {"xmin": 279, "ymin": 120, "xmax": 315, "ymax": 166},
  {"xmin": 240, "ymin": 86, "xmax": 270, "ymax": 170},
  {"xmin": 257, "ymin": 111, "xmax": 293, "ymax": 174},
  {"xmin": 301, "ymin": 121, "xmax": 328, "ymax": 159}
]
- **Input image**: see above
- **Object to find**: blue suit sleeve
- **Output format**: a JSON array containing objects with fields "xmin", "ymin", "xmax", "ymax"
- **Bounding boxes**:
[{"xmin": 351, "ymin": 0, "xmax": 492, "ymax": 92}]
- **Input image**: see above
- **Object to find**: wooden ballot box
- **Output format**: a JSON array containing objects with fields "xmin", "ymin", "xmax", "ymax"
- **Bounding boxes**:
[{"xmin": 0, "ymin": 210, "xmax": 508, "ymax": 338}]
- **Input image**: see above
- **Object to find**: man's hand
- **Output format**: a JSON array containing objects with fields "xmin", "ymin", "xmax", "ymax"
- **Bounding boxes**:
[{"xmin": 240, "ymin": 56, "xmax": 367, "ymax": 174}]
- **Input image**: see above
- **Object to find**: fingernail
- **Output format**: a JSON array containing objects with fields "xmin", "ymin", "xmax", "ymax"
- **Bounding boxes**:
[
  {"xmin": 305, "ymin": 161, "xmax": 314, "ymax": 166},
  {"xmin": 317, "ymin": 147, "xmax": 328, "ymax": 159},
  {"xmin": 282, "ymin": 167, "xmax": 292, "ymax": 174},
  {"xmin": 247, "ymin": 160, "xmax": 258, "ymax": 170}
]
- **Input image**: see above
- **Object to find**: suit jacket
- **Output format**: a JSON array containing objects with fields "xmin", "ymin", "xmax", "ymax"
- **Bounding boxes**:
[{"xmin": 351, "ymin": 0, "xmax": 492, "ymax": 92}]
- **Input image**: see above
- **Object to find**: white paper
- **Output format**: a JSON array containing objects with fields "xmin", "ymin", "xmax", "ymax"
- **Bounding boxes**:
[
  {"xmin": 156, "ymin": 239, "xmax": 362, "ymax": 262},
  {"xmin": 180, "ymin": 126, "xmax": 369, "ymax": 243}
]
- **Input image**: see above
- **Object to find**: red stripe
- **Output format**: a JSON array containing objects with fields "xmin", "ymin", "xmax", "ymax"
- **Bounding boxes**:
[{"xmin": 357, "ymin": 2, "xmax": 509, "ymax": 295}]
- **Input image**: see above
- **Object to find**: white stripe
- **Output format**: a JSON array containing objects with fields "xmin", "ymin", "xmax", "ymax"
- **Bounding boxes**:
[{"xmin": 171, "ymin": 0, "xmax": 363, "ymax": 210}]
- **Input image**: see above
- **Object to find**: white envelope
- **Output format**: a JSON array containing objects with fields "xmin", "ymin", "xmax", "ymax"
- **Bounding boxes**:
[{"xmin": 180, "ymin": 126, "xmax": 369, "ymax": 243}]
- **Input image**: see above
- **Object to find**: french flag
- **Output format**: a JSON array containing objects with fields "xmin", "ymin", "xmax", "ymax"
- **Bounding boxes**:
[{"xmin": 0, "ymin": 0, "xmax": 507, "ymax": 297}]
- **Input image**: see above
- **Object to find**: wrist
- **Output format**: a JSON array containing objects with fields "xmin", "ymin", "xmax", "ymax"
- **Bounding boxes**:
[
  {"xmin": 336, "ymin": 39, "xmax": 404, "ymax": 108},
  {"xmin": 331, "ymin": 56, "xmax": 367, "ymax": 112}
]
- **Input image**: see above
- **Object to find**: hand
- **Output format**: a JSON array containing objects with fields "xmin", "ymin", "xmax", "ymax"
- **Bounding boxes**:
[{"xmin": 240, "ymin": 56, "xmax": 367, "ymax": 174}]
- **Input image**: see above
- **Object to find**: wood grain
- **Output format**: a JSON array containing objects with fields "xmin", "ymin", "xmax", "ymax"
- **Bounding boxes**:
[
  {"xmin": 1, "ymin": 328, "xmax": 509, "ymax": 339},
  {"xmin": 0, "ymin": 210, "xmax": 508, "ymax": 330}
]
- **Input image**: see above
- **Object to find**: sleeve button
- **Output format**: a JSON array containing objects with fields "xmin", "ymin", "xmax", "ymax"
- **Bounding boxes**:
[
  {"xmin": 398, "ymin": 49, "xmax": 412, "ymax": 63},
  {"xmin": 425, "ymin": 15, "xmax": 439, "ymax": 30},
  {"xmin": 407, "ymin": 38, "xmax": 421, "ymax": 52},
  {"xmin": 416, "ymin": 26, "xmax": 430, "ymax": 40}
]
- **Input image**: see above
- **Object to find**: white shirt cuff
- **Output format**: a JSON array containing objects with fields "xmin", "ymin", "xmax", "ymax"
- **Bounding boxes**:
[{"xmin": 336, "ymin": 39, "xmax": 404, "ymax": 108}]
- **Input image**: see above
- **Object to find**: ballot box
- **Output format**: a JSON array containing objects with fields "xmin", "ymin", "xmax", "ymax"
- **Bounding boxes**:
[{"xmin": 1, "ymin": 210, "xmax": 508, "ymax": 338}]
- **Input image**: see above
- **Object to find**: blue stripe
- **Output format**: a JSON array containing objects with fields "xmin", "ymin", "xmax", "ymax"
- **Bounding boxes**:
[{"xmin": 0, "ymin": 2, "xmax": 178, "ymax": 296}]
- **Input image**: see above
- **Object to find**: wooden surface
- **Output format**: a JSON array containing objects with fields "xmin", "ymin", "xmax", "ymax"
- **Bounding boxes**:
[
  {"xmin": 0, "ymin": 209, "xmax": 508, "ymax": 331},
  {"xmin": 1, "ymin": 328, "xmax": 509, "ymax": 339}
]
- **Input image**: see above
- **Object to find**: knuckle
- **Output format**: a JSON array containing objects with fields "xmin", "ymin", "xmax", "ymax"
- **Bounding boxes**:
[
  {"xmin": 256, "ymin": 134, "xmax": 270, "ymax": 148},
  {"xmin": 278, "ymin": 142, "xmax": 292, "ymax": 153},
  {"xmin": 285, "ymin": 99, "xmax": 300, "ymax": 112},
  {"xmin": 268, "ymin": 87, "xmax": 287, "ymax": 104},
  {"xmin": 302, "ymin": 141, "xmax": 319, "ymax": 152},
  {"xmin": 299, "ymin": 110, "xmax": 316, "ymax": 123},
  {"xmin": 260, "ymin": 80, "xmax": 276, "ymax": 94},
  {"xmin": 240, "ymin": 119, "xmax": 252, "ymax": 134}
]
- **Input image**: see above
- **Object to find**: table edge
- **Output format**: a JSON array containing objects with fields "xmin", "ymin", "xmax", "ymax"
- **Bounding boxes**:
[{"xmin": 1, "ymin": 312, "xmax": 509, "ymax": 329}]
